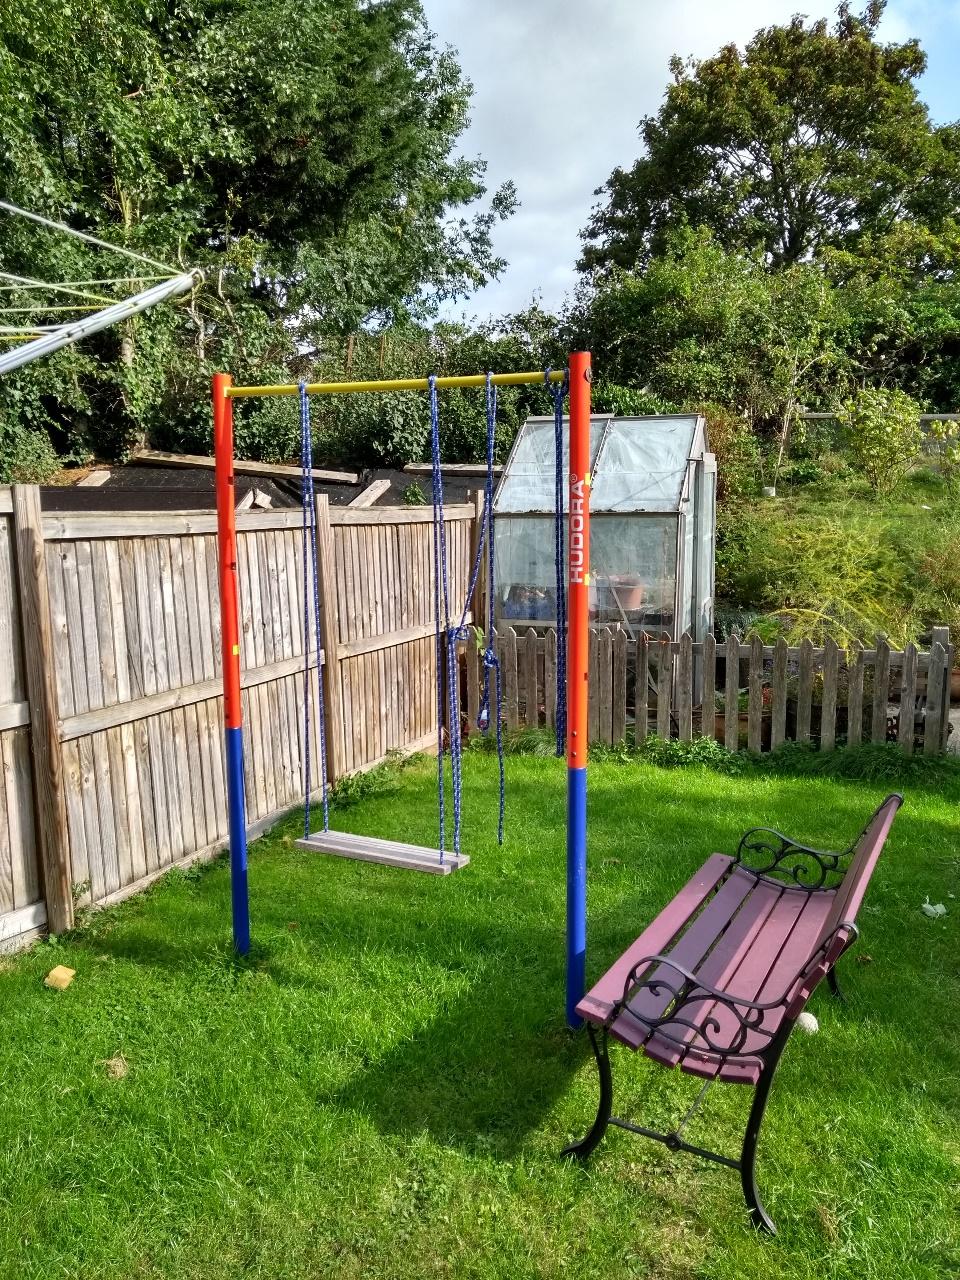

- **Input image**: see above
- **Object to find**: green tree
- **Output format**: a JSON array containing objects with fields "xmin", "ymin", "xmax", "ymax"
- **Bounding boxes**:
[
  {"xmin": 581, "ymin": 3, "xmax": 960, "ymax": 275},
  {"xmin": 573, "ymin": 229, "xmax": 847, "ymax": 468},
  {"xmin": 0, "ymin": 0, "xmax": 514, "ymax": 462}
]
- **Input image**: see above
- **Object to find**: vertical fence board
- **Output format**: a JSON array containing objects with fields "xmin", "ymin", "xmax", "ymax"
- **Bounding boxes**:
[
  {"xmin": 612, "ymin": 628, "xmax": 628, "ymax": 744},
  {"xmin": 770, "ymin": 639, "xmax": 788, "ymax": 750},
  {"xmin": 504, "ymin": 628, "xmax": 519, "ymax": 730},
  {"xmin": 796, "ymin": 638, "xmax": 814, "ymax": 744},
  {"xmin": 724, "ymin": 635, "xmax": 740, "ymax": 752},
  {"xmin": 847, "ymin": 648, "xmax": 864, "ymax": 746},
  {"xmin": 701, "ymin": 633, "xmax": 716, "ymax": 740},
  {"xmin": 899, "ymin": 642, "xmax": 918, "ymax": 754},
  {"xmin": 747, "ymin": 635, "xmax": 764, "ymax": 752},
  {"xmin": 636, "ymin": 634, "xmax": 649, "ymax": 742},
  {"xmin": 923, "ymin": 642, "xmax": 946, "ymax": 757},
  {"xmin": 523, "ymin": 627, "xmax": 539, "ymax": 728},
  {"xmin": 677, "ymin": 632, "xmax": 693, "ymax": 742},
  {"xmin": 872, "ymin": 640, "xmax": 891, "ymax": 745},
  {"xmin": 820, "ymin": 638, "xmax": 839, "ymax": 751},
  {"xmin": 544, "ymin": 629, "xmax": 557, "ymax": 730},
  {"xmin": 931, "ymin": 627, "xmax": 952, "ymax": 751},
  {"xmin": 11, "ymin": 488, "xmax": 72, "ymax": 932},
  {"xmin": 466, "ymin": 640, "xmax": 479, "ymax": 731},
  {"xmin": 598, "ymin": 629, "xmax": 613, "ymax": 744},
  {"xmin": 656, "ymin": 637, "xmax": 672, "ymax": 740}
]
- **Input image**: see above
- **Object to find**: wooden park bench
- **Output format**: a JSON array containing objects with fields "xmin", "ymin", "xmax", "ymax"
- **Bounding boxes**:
[{"xmin": 562, "ymin": 793, "xmax": 903, "ymax": 1235}]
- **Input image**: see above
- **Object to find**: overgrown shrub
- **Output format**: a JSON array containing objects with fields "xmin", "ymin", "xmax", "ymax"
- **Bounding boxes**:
[
  {"xmin": 835, "ymin": 387, "xmax": 922, "ymax": 495},
  {"xmin": 0, "ymin": 424, "xmax": 60, "ymax": 483},
  {"xmin": 716, "ymin": 501, "xmax": 912, "ymax": 644},
  {"xmin": 690, "ymin": 402, "xmax": 760, "ymax": 500},
  {"xmin": 925, "ymin": 418, "xmax": 960, "ymax": 491}
]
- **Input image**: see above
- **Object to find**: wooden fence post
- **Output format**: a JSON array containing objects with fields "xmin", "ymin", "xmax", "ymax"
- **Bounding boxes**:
[
  {"xmin": 724, "ymin": 635, "xmax": 739, "ymax": 752},
  {"xmin": 931, "ymin": 626, "xmax": 952, "ymax": 751},
  {"xmin": 747, "ymin": 634, "xmax": 764, "ymax": 752},
  {"xmin": 701, "ymin": 632, "xmax": 716, "ymax": 740},
  {"xmin": 313, "ymin": 494, "xmax": 344, "ymax": 786},
  {"xmin": 11, "ymin": 485, "xmax": 73, "ymax": 934},
  {"xmin": 924, "ymin": 636, "xmax": 947, "ymax": 757}
]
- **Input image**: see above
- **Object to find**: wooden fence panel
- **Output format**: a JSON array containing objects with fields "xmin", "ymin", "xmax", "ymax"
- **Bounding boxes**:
[
  {"xmin": 872, "ymin": 640, "xmax": 891, "ymax": 744},
  {"xmin": 477, "ymin": 626, "xmax": 955, "ymax": 763},
  {"xmin": 1, "ymin": 481, "xmax": 957, "ymax": 950}
]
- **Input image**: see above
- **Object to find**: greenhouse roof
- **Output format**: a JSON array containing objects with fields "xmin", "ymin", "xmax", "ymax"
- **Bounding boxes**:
[{"xmin": 494, "ymin": 414, "xmax": 706, "ymax": 514}]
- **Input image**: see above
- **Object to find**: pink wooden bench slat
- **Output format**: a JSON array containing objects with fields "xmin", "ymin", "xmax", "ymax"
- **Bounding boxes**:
[
  {"xmin": 576, "ymin": 852, "xmax": 733, "ymax": 1024},
  {"xmin": 613, "ymin": 872, "xmax": 782, "ymax": 1052},
  {"xmin": 639, "ymin": 885, "xmax": 809, "ymax": 1077}
]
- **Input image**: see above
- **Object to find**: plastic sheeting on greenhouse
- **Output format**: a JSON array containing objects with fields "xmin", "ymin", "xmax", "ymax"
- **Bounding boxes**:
[{"xmin": 493, "ymin": 414, "xmax": 715, "ymax": 642}]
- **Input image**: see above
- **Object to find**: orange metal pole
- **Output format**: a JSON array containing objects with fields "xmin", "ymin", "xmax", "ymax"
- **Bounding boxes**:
[
  {"xmin": 566, "ymin": 350, "xmax": 591, "ymax": 1025},
  {"xmin": 212, "ymin": 372, "xmax": 249, "ymax": 953}
]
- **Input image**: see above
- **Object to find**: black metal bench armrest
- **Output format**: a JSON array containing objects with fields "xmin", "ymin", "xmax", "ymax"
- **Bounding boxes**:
[
  {"xmin": 614, "ymin": 954, "xmax": 793, "ymax": 1021},
  {"xmin": 734, "ymin": 826, "xmax": 850, "ymax": 890},
  {"xmin": 608, "ymin": 953, "xmax": 794, "ymax": 1059}
]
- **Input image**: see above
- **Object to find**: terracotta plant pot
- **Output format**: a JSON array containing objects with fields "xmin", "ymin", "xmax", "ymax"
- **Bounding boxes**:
[{"xmin": 609, "ymin": 575, "xmax": 645, "ymax": 611}]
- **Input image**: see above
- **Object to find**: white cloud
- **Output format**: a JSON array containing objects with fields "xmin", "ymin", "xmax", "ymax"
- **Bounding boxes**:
[{"xmin": 423, "ymin": 0, "xmax": 956, "ymax": 321}]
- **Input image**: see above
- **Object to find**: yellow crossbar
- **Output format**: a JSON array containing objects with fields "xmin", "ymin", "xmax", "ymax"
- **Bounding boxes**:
[{"xmin": 226, "ymin": 369, "xmax": 566, "ymax": 399}]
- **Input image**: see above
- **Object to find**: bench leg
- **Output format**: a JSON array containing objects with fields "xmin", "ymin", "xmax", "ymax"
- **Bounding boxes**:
[
  {"xmin": 741, "ymin": 1028, "xmax": 792, "ymax": 1236},
  {"xmin": 827, "ymin": 968, "xmax": 843, "ymax": 1002},
  {"xmin": 561, "ymin": 1024, "xmax": 612, "ymax": 1162}
]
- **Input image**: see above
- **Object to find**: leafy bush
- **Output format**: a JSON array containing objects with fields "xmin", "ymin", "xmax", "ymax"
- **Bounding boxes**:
[
  {"xmin": 690, "ymin": 401, "xmax": 760, "ymax": 500},
  {"xmin": 401, "ymin": 482, "xmax": 427, "ymax": 506},
  {"xmin": 232, "ymin": 398, "xmax": 303, "ymax": 464},
  {"xmin": 779, "ymin": 458, "xmax": 823, "ymax": 487},
  {"xmin": 0, "ymin": 424, "xmax": 60, "ymax": 483},
  {"xmin": 835, "ymin": 387, "xmax": 922, "ymax": 495},
  {"xmin": 591, "ymin": 381, "xmax": 675, "ymax": 417},
  {"xmin": 925, "ymin": 418, "xmax": 960, "ymax": 491},
  {"xmin": 716, "ymin": 501, "xmax": 912, "ymax": 644}
]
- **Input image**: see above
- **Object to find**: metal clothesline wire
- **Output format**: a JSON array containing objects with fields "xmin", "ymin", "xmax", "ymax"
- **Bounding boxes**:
[
  {"xmin": 0, "ymin": 198, "xmax": 179, "ymax": 273},
  {"xmin": 0, "ymin": 271, "xmax": 115, "ymax": 304},
  {"xmin": 0, "ymin": 275, "xmax": 173, "ymax": 291}
]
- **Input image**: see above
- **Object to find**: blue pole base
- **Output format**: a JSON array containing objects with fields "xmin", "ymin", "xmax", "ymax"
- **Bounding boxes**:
[
  {"xmin": 566, "ymin": 765, "xmax": 587, "ymax": 1028},
  {"xmin": 225, "ymin": 726, "xmax": 250, "ymax": 955}
]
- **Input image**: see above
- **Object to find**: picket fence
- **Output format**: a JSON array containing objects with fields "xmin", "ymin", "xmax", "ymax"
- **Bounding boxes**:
[{"xmin": 466, "ymin": 626, "xmax": 954, "ymax": 755}]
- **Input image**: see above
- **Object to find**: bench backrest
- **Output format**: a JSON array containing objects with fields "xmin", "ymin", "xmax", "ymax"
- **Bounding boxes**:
[{"xmin": 787, "ymin": 793, "xmax": 902, "ymax": 1015}]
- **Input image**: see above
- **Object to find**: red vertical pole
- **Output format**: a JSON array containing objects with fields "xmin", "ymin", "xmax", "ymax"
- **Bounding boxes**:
[
  {"xmin": 566, "ymin": 350, "xmax": 591, "ymax": 1026},
  {"xmin": 213, "ymin": 373, "xmax": 250, "ymax": 953}
]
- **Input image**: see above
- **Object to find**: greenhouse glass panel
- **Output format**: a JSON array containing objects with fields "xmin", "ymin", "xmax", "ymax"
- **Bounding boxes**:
[
  {"xmin": 495, "ymin": 416, "xmax": 609, "ymax": 513},
  {"xmin": 590, "ymin": 416, "xmax": 699, "ymax": 512}
]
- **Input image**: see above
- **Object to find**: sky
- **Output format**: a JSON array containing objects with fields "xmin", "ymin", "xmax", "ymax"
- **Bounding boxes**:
[{"xmin": 422, "ymin": 0, "xmax": 960, "ymax": 323}]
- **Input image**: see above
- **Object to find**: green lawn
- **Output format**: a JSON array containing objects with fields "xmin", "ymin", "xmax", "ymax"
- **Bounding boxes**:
[{"xmin": 1, "ymin": 752, "xmax": 958, "ymax": 1279}]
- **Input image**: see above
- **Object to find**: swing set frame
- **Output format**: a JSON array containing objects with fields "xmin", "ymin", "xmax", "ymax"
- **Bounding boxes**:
[{"xmin": 211, "ymin": 353, "xmax": 592, "ymax": 1026}]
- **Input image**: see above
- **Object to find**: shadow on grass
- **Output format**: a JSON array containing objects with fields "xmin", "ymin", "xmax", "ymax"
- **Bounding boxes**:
[{"xmin": 70, "ymin": 773, "xmax": 958, "ymax": 1160}]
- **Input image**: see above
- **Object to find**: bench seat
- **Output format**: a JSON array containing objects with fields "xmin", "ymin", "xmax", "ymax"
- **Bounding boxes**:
[
  {"xmin": 562, "ymin": 794, "xmax": 903, "ymax": 1235},
  {"xmin": 577, "ymin": 856, "xmax": 837, "ymax": 1084}
]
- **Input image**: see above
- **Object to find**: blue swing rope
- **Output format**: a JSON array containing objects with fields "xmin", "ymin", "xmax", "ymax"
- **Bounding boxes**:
[
  {"xmin": 428, "ymin": 372, "xmax": 505, "ymax": 855},
  {"xmin": 300, "ymin": 383, "xmax": 329, "ymax": 837},
  {"xmin": 547, "ymin": 368, "xmax": 569, "ymax": 755}
]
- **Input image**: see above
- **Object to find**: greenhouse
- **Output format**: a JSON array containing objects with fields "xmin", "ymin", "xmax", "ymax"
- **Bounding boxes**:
[{"xmin": 493, "ymin": 414, "xmax": 716, "ymax": 641}]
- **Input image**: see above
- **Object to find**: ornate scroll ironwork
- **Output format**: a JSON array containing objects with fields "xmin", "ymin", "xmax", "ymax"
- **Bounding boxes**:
[
  {"xmin": 608, "ymin": 934, "xmax": 850, "ymax": 1062},
  {"xmin": 734, "ymin": 827, "xmax": 852, "ymax": 890}
]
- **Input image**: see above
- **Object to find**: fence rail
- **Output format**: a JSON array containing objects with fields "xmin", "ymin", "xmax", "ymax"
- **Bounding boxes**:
[{"xmin": 465, "ymin": 626, "xmax": 955, "ymax": 756}]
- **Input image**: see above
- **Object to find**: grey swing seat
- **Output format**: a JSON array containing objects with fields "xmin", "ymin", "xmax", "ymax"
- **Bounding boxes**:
[{"xmin": 296, "ymin": 829, "xmax": 469, "ymax": 874}]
